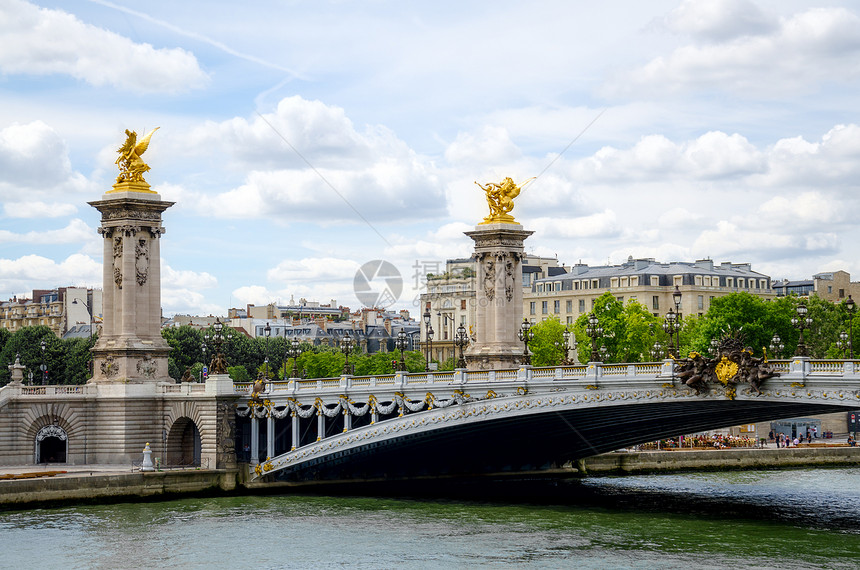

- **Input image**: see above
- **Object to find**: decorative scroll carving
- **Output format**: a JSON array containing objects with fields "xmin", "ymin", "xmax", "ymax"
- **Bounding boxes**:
[
  {"xmin": 97, "ymin": 226, "xmax": 114, "ymax": 238},
  {"xmin": 100, "ymin": 355, "xmax": 118, "ymax": 378},
  {"xmin": 135, "ymin": 238, "xmax": 149, "ymax": 286},
  {"xmin": 149, "ymin": 226, "xmax": 165, "ymax": 238},
  {"xmin": 137, "ymin": 354, "xmax": 157, "ymax": 378},
  {"xmin": 119, "ymin": 225, "xmax": 139, "ymax": 236},
  {"xmin": 36, "ymin": 425, "xmax": 67, "ymax": 443},
  {"xmin": 103, "ymin": 209, "xmax": 163, "ymax": 222}
]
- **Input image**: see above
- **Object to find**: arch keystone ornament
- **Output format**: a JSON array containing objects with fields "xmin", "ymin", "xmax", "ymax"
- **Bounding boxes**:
[{"xmin": 88, "ymin": 128, "xmax": 174, "ymax": 383}]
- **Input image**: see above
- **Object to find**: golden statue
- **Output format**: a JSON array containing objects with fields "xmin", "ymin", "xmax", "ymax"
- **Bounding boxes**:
[
  {"xmin": 475, "ymin": 176, "xmax": 534, "ymax": 224},
  {"xmin": 115, "ymin": 127, "xmax": 159, "ymax": 184}
]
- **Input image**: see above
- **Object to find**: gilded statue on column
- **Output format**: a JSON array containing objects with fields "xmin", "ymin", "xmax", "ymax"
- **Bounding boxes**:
[
  {"xmin": 115, "ymin": 127, "xmax": 159, "ymax": 184},
  {"xmin": 475, "ymin": 176, "xmax": 533, "ymax": 225}
]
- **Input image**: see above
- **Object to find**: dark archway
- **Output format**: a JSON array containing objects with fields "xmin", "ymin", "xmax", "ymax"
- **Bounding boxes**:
[
  {"xmin": 35, "ymin": 425, "xmax": 67, "ymax": 464},
  {"xmin": 165, "ymin": 417, "xmax": 201, "ymax": 466}
]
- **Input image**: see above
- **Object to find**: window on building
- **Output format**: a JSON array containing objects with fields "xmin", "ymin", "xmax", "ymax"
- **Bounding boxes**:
[
  {"xmin": 610, "ymin": 277, "xmax": 619, "ymax": 288},
  {"xmin": 616, "ymin": 296, "xmax": 623, "ymax": 304},
  {"xmin": 529, "ymin": 302, "xmax": 535, "ymax": 315},
  {"xmin": 592, "ymin": 280, "xmax": 599, "ymax": 289},
  {"xmin": 621, "ymin": 277, "xmax": 629, "ymax": 287},
  {"xmin": 726, "ymin": 277, "xmax": 733, "ymax": 288},
  {"xmin": 651, "ymin": 276, "xmax": 659, "ymax": 286},
  {"xmin": 631, "ymin": 276, "xmax": 639, "ymax": 286},
  {"xmin": 652, "ymin": 296, "xmax": 659, "ymax": 310},
  {"xmin": 840, "ymin": 288, "xmax": 845, "ymax": 298},
  {"xmin": 567, "ymin": 316, "xmax": 573, "ymax": 324},
  {"xmin": 591, "ymin": 298, "xmax": 596, "ymax": 308},
  {"xmin": 566, "ymin": 300, "xmax": 572, "ymax": 313},
  {"xmin": 828, "ymin": 285, "xmax": 833, "ymax": 293},
  {"xmin": 738, "ymin": 278, "xmax": 745, "ymax": 288},
  {"xmin": 574, "ymin": 282, "xmax": 580, "ymax": 290},
  {"xmin": 461, "ymin": 299, "xmax": 466, "ymax": 310},
  {"xmin": 698, "ymin": 295, "xmax": 704, "ymax": 310},
  {"xmin": 579, "ymin": 299, "xmax": 586, "ymax": 312},
  {"xmin": 542, "ymin": 301, "xmax": 548, "ymax": 314},
  {"xmin": 552, "ymin": 300, "xmax": 559, "ymax": 313}
]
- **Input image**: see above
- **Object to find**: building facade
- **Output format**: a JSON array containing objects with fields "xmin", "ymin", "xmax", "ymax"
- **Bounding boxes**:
[
  {"xmin": 774, "ymin": 270, "xmax": 860, "ymax": 303},
  {"xmin": 0, "ymin": 287, "xmax": 103, "ymax": 338},
  {"xmin": 525, "ymin": 257, "xmax": 774, "ymax": 324}
]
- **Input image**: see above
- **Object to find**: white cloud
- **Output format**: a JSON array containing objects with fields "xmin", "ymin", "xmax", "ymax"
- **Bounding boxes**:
[
  {"xmin": 267, "ymin": 257, "xmax": 360, "ymax": 284},
  {"xmin": 664, "ymin": 0, "xmax": 775, "ymax": 42},
  {"xmin": 0, "ymin": 0, "xmax": 208, "ymax": 92},
  {"xmin": 0, "ymin": 253, "xmax": 101, "ymax": 299},
  {"xmin": 609, "ymin": 6, "xmax": 860, "ymax": 97},
  {"xmin": 692, "ymin": 220, "xmax": 839, "ymax": 259},
  {"xmin": 161, "ymin": 262, "xmax": 217, "ymax": 290},
  {"xmin": 178, "ymin": 97, "xmax": 446, "ymax": 223},
  {"xmin": 0, "ymin": 121, "xmax": 92, "ymax": 196},
  {"xmin": 0, "ymin": 219, "xmax": 94, "ymax": 245},
  {"xmin": 444, "ymin": 126, "xmax": 522, "ymax": 165},
  {"xmin": 3, "ymin": 201, "xmax": 77, "ymax": 218},
  {"xmin": 531, "ymin": 211, "xmax": 620, "ymax": 240}
]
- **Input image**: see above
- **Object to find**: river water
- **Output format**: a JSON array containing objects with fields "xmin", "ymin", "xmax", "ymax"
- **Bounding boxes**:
[{"xmin": 1, "ymin": 468, "xmax": 859, "ymax": 569}]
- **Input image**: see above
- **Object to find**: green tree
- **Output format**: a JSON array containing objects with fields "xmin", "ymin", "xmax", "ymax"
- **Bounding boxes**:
[
  {"xmin": 63, "ymin": 336, "xmax": 96, "ymax": 385},
  {"xmin": 228, "ymin": 365, "xmax": 251, "ymax": 382},
  {"xmin": 526, "ymin": 317, "xmax": 566, "ymax": 366},
  {"xmin": 162, "ymin": 326, "xmax": 204, "ymax": 380},
  {"xmin": 0, "ymin": 326, "xmax": 64, "ymax": 385}
]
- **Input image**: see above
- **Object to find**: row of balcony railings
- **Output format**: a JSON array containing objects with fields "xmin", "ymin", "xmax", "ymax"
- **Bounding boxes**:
[{"xmin": 4, "ymin": 358, "xmax": 860, "ymax": 400}]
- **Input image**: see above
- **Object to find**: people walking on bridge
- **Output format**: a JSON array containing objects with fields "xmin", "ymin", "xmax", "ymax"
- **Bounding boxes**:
[{"xmin": 778, "ymin": 433, "xmax": 786, "ymax": 448}]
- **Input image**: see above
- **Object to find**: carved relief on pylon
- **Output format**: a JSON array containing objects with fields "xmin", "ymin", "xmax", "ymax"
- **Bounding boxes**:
[
  {"xmin": 113, "ymin": 236, "xmax": 123, "ymax": 289},
  {"xmin": 100, "ymin": 355, "xmax": 118, "ymax": 378},
  {"xmin": 136, "ymin": 354, "xmax": 157, "ymax": 378},
  {"xmin": 135, "ymin": 238, "xmax": 149, "ymax": 286},
  {"xmin": 483, "ymin": 255, "xmax": 496, "ymax": 301}
]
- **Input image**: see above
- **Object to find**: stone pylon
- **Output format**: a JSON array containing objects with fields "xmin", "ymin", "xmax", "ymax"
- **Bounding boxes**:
[
  {"xmin": 88, "ymin": 181, "xmax": 174, "ymax": 383},
  {"xmin": 464, "ymin": 222, "xmax": 533, "ymax": 370}
]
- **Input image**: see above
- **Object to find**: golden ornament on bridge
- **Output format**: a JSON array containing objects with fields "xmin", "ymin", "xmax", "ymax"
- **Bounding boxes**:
[
  {"xmin": 475, "ymin": 176, "xmax": 534, "ymax": 225},
  {"xmin": 115, "ymin": 127, "xmax": 159, "ymax": 184},
  {"xmin": 715, "ymin": 356, "xmax": 739, "ymax": 385}
]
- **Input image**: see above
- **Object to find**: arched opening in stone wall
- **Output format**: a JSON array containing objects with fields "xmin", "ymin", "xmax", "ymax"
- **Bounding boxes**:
[
  {"xmin": 35, "ymin": 425, "xmax": 68, "ymax": 464},
  {"xmin": 165, "ymin": 417, "xmax": 201, "ymax": 467}
]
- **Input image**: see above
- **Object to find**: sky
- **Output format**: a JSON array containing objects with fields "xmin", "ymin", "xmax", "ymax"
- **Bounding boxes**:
[{"xmin": 1, "ymin": 0, "xmax": 859, "ymax": 317}]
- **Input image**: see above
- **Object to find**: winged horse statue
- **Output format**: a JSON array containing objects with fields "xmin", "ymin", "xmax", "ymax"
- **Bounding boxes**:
[{"xmin": 115, "ymin": 127, "xmax": 159, "ymax": 183}]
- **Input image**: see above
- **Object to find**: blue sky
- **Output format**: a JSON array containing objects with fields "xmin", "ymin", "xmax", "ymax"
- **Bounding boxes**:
[{"xmin": 1, "ymin": 0, "xmax": 860, "ymax": 316}]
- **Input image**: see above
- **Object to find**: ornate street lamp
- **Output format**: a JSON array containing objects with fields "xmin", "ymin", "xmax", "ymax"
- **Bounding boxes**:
[
  {"xmin": 208, "ymin": 318, "xmax": 228, "ymax": 374},
  {"xmin": 200, "ymin": 341, "xmax": 207, "ymax": 382},
  {"xmin": 517, "ymin": 319, "xmax": 534, "ymax": 365},
  {"xmin": 454, "ymin": 323, "xmax": 469, "ymax": 369},
  {"xmin": 769, "ymin": 334, "xmax": 784, "ymax": 359},
  {"xmin": 673, "ymin": 285, "xmax": 683, "ymax": 353},
  {"xmin": 846, "ymin": 295, "xmax": 856, "ymax": 359},
  {"xmin": 792, "ymin": 303, "xmax": 813, "ymax": 357},
  {"xmin": 650, "ymin": 341, "xmax": 664, "ymax": 361},
  {"xmin": 395, "ymin": 328, "xmax": 408, "ymax": 372},
  {"xmin": 586, "ymin": 313, "xmax": 603, "ymax": 362},
  {"xmin": 285, "ymin": 337, "xmax": 301, "ymax": 378},
  {"xmin": 838, "ymin": 331, "xmax": 849, "ymax": 358},
  {"xmin": 263, "ymin": 322, "xmax": 271, "ymax": 379},
  {"xmin": 39, "ymin": 339, "xmax": 47, "ymax": 385},
  {"xmin": 423, "ymin": 308, "xmax": 433, "ymax": 368},
  {"xmin": 555, "ymin": 329, "xmax": 577, "ymax": 365},
  {"xmin": 341, "ymin": 333, "xmax": 354, "ymax": 375},
  {"xmin": 663, "ymin": 309, "xmax": 679, "ymax": 359}
]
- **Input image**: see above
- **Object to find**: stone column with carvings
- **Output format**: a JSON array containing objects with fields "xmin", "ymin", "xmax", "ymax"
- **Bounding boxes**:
[
  {"xmin": 88, "ymin": 180, "xmax": 174, "ymax": 383},
  {"xmin": 464, "ymin": 222, "xmax": 533, "ymax": 370}
]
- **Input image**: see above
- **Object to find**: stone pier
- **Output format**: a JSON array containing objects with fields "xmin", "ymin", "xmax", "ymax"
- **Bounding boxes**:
[{"xmin": 464, "ymin": 222, "xmax": 533, "ymax": 370}]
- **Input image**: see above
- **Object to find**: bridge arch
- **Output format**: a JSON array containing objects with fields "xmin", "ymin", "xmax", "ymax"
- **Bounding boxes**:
[
  {"xmin": 165, "ymin": 416, "xmax": 201, "ymax": 467},
  {"xmin": 35, "ymin": 424, "xmax": 68, "ymax": 464}
]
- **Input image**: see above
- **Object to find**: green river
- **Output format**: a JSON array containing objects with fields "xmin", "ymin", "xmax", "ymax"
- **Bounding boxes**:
[{"xmin": 1, "ymin": 468, "xmax": 859, "ymax": 569}]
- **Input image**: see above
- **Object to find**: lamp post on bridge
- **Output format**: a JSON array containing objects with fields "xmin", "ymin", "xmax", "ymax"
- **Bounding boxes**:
[
  {"xmin": 517, "ymin": 319, "xmax": 534, "ymax": 365},
  {"xmin": 846, "ymin": 295, "xmax": 856, "ymax": 359},
  {"xmin": 454, "ymin": 323, "xmax": 469, "ymax": 369},
  {"xmin": 792, "ymin": 303, "xmax": 812, "ymax": 357},
  {"xmin": 423, "ymin": 308, "xmax": 434, "ymax": 370},
  {"xmin": 263, "ymin": 322, "xmax": 271, "ymax": 380},
  {"xmin": 838, "ymin": 331, "xmax": 849, "ymax": 358},
  {"xmin": 586, "ymin": 313, "xmax": 602, "ymax": 362},
  {"xmin": 285, "ymin": 337, "xmax": 301, "ymax": 379},
  {"xmin": 39, "ymin": 339, "xmax": 47, "ymax": 385},
  {"xmin": 555, "ymin": 329, "xmax": 577, "ymax": 365},
  {"xmin": 650, "ymin": 341, "xmax": 663, "ymax": 361},
  {"xmin": 672, "ymin": 285, "xmax": 682, "ymax": 352},
  {"xmin": 769, "ymin": 334, "xmax": 784, "ymax": 359},
  {"xmin": 663, "ymin": 309, "xmax": 679, "ymax": 359},
  {"xmin": 395, "ymin": 328, "xmax": 408, "ymax": 372},
  {"xmin": 200, "ymin": 341, "xmax": 207, "ymax": 382},
  {"xmin": 341, "ymin": 333, "xmax": 354, "ymax": 375}
]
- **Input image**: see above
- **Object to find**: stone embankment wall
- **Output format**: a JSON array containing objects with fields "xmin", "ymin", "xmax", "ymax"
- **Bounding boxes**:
[
  {"xmin": 579, "ymin": 447, "xmax": 860, "ymax": 475},
  {"xmin": 0, "ymin": 469, "xmax": 238, "ymax": 508}
]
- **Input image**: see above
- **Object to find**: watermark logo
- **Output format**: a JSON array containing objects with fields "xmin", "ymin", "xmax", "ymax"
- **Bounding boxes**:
[{"xmin": 354, "ymin": 260, "xmax": 402, "ymax": 308}]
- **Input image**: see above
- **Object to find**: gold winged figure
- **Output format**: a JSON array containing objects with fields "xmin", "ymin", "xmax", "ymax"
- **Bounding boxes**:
[
  {"xmin": 475, "ymin": 176, "xmax": 534, "ymax": 224},
  {"xmin": 115, "ymin": 127, "xmax": 159, "ymax": 183}
]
